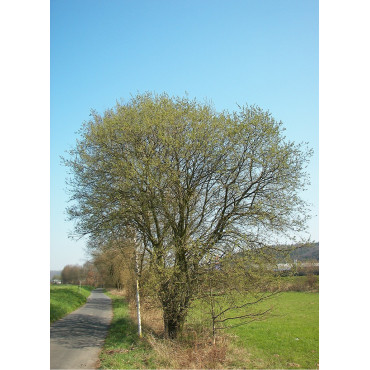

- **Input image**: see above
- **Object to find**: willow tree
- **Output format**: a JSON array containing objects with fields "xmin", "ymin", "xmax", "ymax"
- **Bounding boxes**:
[{"xmin": 64, "ymin": 92, "xmax": 312, "ymax": 338}]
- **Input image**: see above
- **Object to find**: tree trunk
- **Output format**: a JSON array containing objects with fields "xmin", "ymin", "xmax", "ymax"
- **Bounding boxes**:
[
  {"xmin": 163, "ymin": 309, "xmax": 187, "ymax": 339},
  {"xmin": 159, "ymin": 246, "xmax": 194, "ymax": 339}
]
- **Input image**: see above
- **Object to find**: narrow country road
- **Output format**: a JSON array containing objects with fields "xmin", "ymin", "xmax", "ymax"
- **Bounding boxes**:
[{"xmin": 50, "ymin": 288, "xmax": 113, "ymax": 369}]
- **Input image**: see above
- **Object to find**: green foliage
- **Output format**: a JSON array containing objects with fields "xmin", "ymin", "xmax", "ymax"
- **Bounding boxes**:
[
  {"xmin": 64, "ymin": 92, "xmax": 313, "ymax": 338},
  {"xmin": 61, "ymin": 264, "xmax": 84, "ymax": 284},
  {"xmin": 65, "ymin": 92, "xmax": 311, "ymax": 244},
  {"xmin": 50, "ymin": 285, "xmax": 94, "ymax": 323}
]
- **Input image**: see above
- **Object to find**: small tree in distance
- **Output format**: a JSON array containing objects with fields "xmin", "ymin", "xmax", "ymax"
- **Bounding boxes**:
[
  {"xmin": 61, "ymin": 264, "xmax": 82, "ymax": 285},
  {"xmin": 64, "ymin": 92, "xmax": 312, "ymax": 339}
]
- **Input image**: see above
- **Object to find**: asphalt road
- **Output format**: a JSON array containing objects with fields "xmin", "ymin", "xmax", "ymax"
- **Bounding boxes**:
[{"xmin": 50, "ymin": 288, "xmax": 113, "ymax": 369}]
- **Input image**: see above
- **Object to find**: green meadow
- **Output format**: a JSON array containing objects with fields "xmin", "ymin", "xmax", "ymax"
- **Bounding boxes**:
[
  {"xmin": 99, "ymin": 291, "xmax": 318, "ymax": 369},
  {"xmin": 226, "ymin": 292, "xmax": 319, "ymax": 369}
]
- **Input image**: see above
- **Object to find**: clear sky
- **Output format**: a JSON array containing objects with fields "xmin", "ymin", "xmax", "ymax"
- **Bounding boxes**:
[{"xmin": 51, "ymin": 0, "xmax": 319, "ymax": 270}]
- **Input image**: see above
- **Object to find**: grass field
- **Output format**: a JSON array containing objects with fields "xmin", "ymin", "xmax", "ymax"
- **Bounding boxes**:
[
  {"xmin": 227, "ymin": 292, "xmax": 319, "ymax": 369},
  {"xmin": 99, "ymin": 290, "xmax": 318, "ymax": 369},
  {"xmin": 50, "ymin": 285, "xmax": 94, "ymax": 323}
]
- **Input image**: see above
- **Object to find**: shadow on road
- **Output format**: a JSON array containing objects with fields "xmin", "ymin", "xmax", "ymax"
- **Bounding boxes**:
[
  {"xmin": 50, "ymin": 289, "xmax": 112, "ymax": 349},
  {"xmin": 51, "ymin": 312, "xmax": 109, "ymax": 349}
]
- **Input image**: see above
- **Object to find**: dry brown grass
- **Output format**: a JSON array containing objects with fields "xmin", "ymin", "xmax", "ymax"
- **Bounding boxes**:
[
  {"xmin": 108, "ymin": 288, "xmax": 127, "ymax": 296},
  {"xmin": 128, "ymin": 297, "xmax": 164, "ymax": 335},
  {"xmin": 144, "ymin": 331, "xmax": 253, "ymax": 369},
  {"xmin": 108, "ymin": 288, "xmax": 164, "ymax": 334},
  {"xmin": 147, "ymin": 333, "xmax": 223, "ymax": 369}
]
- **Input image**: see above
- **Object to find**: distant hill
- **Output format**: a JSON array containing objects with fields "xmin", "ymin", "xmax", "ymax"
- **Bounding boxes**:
[
  {"xmin": 289, "ymin": 242, "xmax": 319, "ymax": 261},
  {"xmin": 50, "ymin": 270, "xmax": 62, "ymax": 281}
]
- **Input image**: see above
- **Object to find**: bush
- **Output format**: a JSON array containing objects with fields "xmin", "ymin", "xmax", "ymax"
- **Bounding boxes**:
[{"xmin": 278, "ymin": 275, "xmax": 319, "ymax": 292}]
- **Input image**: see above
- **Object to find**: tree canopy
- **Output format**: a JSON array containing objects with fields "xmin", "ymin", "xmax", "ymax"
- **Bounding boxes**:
[{"xmin": 64, "ymin": 92, "xmax": 312, "ymax": 337}]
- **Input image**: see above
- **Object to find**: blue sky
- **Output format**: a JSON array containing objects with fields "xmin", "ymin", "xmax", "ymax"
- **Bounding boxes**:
[{"xmin": 51, "ymin": 0, "xmax": 319, "ymax": 270}]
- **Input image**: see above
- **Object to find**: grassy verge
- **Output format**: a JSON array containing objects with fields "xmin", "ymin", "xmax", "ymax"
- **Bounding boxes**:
[
  {"xmin": 98, "ymin": 292, "xmax": 156, "ymax": 369},
  {"xmin": 100, "ymin": 290, "xmax": 318, "ymax": 369},
  {"xmin": 50, "ymin": 285, "xmax": 94, "ymax": 323}
]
